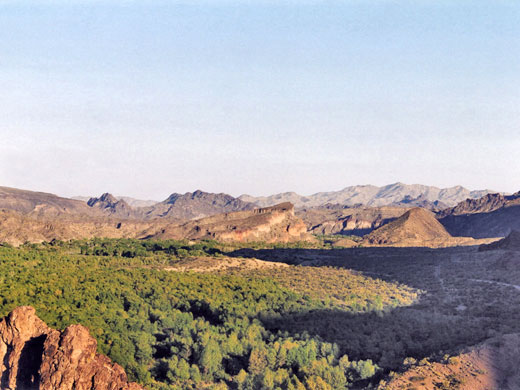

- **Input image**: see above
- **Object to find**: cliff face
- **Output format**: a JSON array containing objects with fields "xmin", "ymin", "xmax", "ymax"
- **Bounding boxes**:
[{"xmin": 0, "ymin": 306, "xmax": 143, "ymax": 390}]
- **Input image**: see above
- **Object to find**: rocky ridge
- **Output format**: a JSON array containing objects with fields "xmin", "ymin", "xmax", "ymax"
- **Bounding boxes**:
[
  {"xmin": 438, "ymin": 192, "xmax": 520, "ymax": 238},
  {"xmin": 0, "ymin": 306, "xmax": 143, "ymax": 390}
]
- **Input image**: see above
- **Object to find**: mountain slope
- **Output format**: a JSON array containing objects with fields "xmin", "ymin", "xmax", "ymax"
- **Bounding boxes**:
[
  {"xmin": 439, "ymin": 192, "xmax": 520, "ymax": 238},
  {"xmin": 240, "ymin": 183, "xmax": 496, "ymax": 209}
]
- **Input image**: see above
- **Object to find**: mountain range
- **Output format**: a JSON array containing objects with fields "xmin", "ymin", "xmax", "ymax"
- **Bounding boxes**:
[
  {"xmin": 239, "ymin": 182, "xmax": 496, "ymax": 208},
  {"xmin": 2, "ymin": 183, "xmax": 519, "ymax": 246}
]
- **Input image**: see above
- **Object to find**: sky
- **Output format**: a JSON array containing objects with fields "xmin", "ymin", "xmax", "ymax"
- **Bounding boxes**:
[{"xmin": 0, "ymin": 1, "xmax": 519, "ymax": 200}]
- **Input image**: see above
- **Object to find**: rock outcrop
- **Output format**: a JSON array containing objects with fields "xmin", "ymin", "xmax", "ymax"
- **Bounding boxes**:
[
  {"xmin": 297, "ymin": 205, "xmax": 408, "ymax": 236},
  {"xmin": 0, "ymin": 306, "xmax": 143, "ymax": 390},
  {"xmin": 151, "ymin": 202, "xmax": 311, "ymax": 243}
]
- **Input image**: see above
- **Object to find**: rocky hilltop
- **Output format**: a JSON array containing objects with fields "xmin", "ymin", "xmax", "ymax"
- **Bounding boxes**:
[
  {"xmin": 87, "ymin": 193, "xmax": 135, "ymax": 219},
  {"xmin": 240, "ymin": 183, "xmax": 495, "ymax": 209},
  {"xmin": 142, "ymin": 190, "xmax": 255, "ymax": 220},
  {"xmin": 0, "ymin": 306, "xmax": 142, "ymax": 390},
  {"xmin": 364, "ymin": 208, "xmax": 451, "ymax": 246}
]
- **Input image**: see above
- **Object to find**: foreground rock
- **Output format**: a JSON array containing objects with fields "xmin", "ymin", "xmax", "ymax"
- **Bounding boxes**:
[{"xmin": 0, "ymin": 306, "xmax": 143, "ymax": 390}]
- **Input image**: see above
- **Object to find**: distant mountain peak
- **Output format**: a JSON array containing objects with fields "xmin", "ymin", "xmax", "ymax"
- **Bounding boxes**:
[{"xmin": 87, "ymin": 193, "xmax": 120, "ymax": 207}]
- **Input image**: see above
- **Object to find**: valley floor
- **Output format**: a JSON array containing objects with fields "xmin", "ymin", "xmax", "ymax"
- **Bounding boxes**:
[{"xmin": 1, "ymin": 239, "xmax": 519, "ymax": 389}]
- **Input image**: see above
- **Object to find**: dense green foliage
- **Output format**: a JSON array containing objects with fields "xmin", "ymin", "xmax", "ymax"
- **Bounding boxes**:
[{"xmin": 0, "ymin": 239, "xmax": 416, "ymax": 389}]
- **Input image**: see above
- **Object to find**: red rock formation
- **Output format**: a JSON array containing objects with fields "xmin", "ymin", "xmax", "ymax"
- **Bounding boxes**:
[{"xmin": 0, "ymin": 306, "xmax": 143, "ymax": 390}]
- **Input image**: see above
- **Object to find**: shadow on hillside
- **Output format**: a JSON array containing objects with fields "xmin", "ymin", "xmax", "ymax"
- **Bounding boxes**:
[{"xmin": 229, "ymin": 245, "xmax": 511, "ymax": 372}]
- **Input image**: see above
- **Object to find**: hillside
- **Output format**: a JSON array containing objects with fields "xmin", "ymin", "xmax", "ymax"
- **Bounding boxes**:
[
  {"xmin": 0, "ymin": 186, "xmax": 101, "ymax": 218},
  {"xmin": 438, "ymin": 192, "xmax": 520, "ymax": 217},
  {"xmin": 240, "ymin": 183, "xmax": 495, "ymax": 208},
  {"xmin": 363, "ymin": 207, "xmax": 480, "ymax": 247},
  {"xmin": 381, "ymin": 333, "xmax": 520, "ymax": 390}
]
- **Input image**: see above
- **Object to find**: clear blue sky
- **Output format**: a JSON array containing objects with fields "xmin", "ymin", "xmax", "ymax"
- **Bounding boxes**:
[{"xmin": 1, "ymin": 1, "xmax": 519, "ymax": 200}]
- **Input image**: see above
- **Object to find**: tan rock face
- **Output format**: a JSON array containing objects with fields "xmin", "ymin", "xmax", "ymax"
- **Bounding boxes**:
[{"xmin": 0, "ymin": 306, "xmax": 143, "ymax": 390}]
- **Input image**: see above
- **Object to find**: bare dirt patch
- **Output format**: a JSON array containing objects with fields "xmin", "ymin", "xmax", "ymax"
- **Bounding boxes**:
[{"xmin": 164, "ymin": 256, "xmax": 289, "ymax": 272}]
